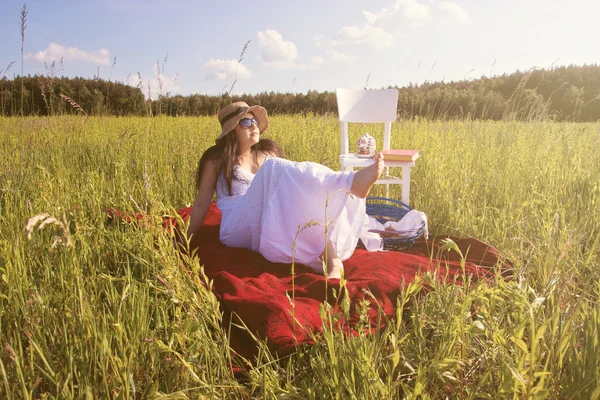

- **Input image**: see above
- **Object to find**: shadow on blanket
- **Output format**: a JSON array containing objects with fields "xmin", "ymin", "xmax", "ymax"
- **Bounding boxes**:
[{"xmin": 111, "ymin": 203, "xmax": 511, "ymax": 364}]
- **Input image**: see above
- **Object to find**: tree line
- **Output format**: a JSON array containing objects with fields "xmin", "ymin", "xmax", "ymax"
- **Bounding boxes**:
[{"xmin": 1, "ymin": 64, "xmax": 599, "ymax": 121}]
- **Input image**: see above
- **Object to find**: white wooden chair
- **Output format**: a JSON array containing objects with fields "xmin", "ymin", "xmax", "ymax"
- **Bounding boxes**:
[{"xmin": 336, "ymin": 88, "xmax": 416, "ymax": 205}]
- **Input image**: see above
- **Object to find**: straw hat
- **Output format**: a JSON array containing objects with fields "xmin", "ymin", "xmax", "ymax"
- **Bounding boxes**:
[{"xmin": 217, "ymin": 101, "xmax": 269, "ymax": 140}]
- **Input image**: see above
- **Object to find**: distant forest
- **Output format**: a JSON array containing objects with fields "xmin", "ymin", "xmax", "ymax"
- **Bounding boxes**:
[{"xmin": 1, "ymin": 64, "xmax": 599, "ymax": 121}]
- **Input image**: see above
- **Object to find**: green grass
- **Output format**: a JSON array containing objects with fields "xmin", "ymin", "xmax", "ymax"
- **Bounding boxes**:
[{"xmin": 0, "ymin": 115, "xmax": 599, "ymax": 398}]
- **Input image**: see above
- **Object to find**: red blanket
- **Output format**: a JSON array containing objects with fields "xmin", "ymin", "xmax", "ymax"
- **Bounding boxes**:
[{"xmin": 111, "ymin": 204, "xmax": 510, "ymax": 362}]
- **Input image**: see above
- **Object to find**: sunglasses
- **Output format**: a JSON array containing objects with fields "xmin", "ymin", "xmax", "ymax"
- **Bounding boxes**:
[{"xmin": 238, "ymin": 117, "xmax": 259, "ymax": 128}]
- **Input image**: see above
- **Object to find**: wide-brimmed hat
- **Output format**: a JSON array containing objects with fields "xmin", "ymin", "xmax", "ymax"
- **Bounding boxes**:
[{"xmin": 217, "ymin": 101, "xmax": 269, "ymax": 140}]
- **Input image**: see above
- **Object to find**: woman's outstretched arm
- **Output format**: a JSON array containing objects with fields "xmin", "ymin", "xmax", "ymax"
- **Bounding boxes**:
[{"xmin": 187, "ymin": 159, "xmax": 219, "ymax": 239}]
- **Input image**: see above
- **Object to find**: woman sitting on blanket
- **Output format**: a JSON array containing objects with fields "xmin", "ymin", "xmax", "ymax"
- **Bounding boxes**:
[{"xmin": 187, "ymin": 101, "xmax": 384, "ymax": 279}]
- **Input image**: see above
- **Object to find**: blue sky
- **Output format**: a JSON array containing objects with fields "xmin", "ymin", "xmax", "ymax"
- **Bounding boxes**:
[{"xmin": 1, "ymin": 0, "xmax": 598, "ymax": 98}]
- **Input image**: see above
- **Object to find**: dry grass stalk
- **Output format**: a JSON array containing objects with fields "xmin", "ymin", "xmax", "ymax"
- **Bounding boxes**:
[
  {"xmin": 364, "ymin": 70, "xmax": 372, "ymax": 90},
  {"xmin": 143, "ymin": 163, "xmax": 151, "ymax": 211},
  {"xmin": 109, "ymin": 57, "xmax": 117, "ymax": 82},
  {"xmin": 59, "ymin": 93, "xmax": 87, "ymax": 115},
  {"xmin": 20, "ymin": 5, "xmax": 27, "ymax": 48},
  {"xmin": 25, "ymin": 213, "xmax": 72, "ymax": 248},
  {"xmin": 0, "ymin": 61, "xmax": 16, "ymax": 78},
  {"xmin": 20, "ymin": 4, "xmax": 28, "ymax": 119},
  {"xmin": 4, "ymin": 343, "xmax": 16, "ymax": 362},
  {"xmin": 136, "ymin": 71, "xmax": 144, "ymax": 93},
  {"xmin": 166, "ymin": 72, "xmax": 178, "ymax": 99},
  {"xmin": 37, "ymin": 60, "xmax": 63, "ymax": 114},
  {"xmin": 155, "ymin": 53, "xmax": 168, "ymax": 98},
  {"xmin": 38, "ymin": 79, "xmax": 49, "ymax": 111},
  {"xmin": 228, "ymin": 40, "xmax": 250, "ymax": 96}
]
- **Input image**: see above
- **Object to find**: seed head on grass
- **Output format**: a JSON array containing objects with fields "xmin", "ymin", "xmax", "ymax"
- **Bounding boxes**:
[
  {"xmin": 60, "ymin": 93, "xmax": 87, "ymax": 115},
  {"xmin": 25, "ymin": 213, "xmax": 72, "ymax": 248},
  {"xmin": 4, "ymin": 343, "xmax": 16, "ymax": 362},
  {"xmin": 20, "ymin": 4, "xmax": 28, "ymax": 120},
  {"xmin": 20, "ymin": 5, "xmax": 27, "ymax": 48},
  {"xmin": 0, "ymin": 61, "xmax": 16, "ymax": 78},
  {"xmin": 109, "ymin": 56, "xmax": 117, "ymax": 81},
  {"xmin": 147, "ymin": 78, "xmax": 152, "ymax": 101},
  {"xmin": 155, "ymin": 53, "xmax": 169, "ymax": 99},
  {"xmin": 364, "ymin": 70, "xmax": 371, "ymax": 90},
  {"xmin": 136, "ymin": 71, "xmax": 144, "ymax": 93},
  {"xmin": 228, "ymin": 40, "xmax": 250, "ymax": 96}
]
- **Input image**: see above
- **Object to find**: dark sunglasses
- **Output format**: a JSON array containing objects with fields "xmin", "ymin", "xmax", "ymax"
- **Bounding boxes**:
[{"xmin": 238, "ymin": 117, "xmax": 259, "ymax": 128}]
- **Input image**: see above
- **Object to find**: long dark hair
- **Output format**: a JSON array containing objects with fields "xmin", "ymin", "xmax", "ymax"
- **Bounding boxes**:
[{"xmin": 195, "ymin": 131, "xmax": 283, "ymax": 196}]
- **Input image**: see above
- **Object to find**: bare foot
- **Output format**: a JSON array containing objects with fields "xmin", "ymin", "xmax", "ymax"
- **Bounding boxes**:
[
  {"xmin": 327, "ymin": 258, "xmax": 343, "ymax": 280},
  {"xmin": 350, "ymin": 152, "xmax": 384, "ymax": 198},
  {"xmin": 322, "ymin": 239, "xmax": 344, "ymax": 279}
]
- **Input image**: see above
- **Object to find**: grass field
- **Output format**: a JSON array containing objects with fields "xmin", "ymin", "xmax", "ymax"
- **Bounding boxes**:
[{"xmin": 1, "ymin": 115, "xmax": 599, "ymax": 398}]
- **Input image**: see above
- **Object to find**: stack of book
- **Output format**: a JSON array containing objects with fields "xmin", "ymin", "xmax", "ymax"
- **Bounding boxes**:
[{"xmin": 381, "ymin": 149, "xmax": 420, "ymax": 162}]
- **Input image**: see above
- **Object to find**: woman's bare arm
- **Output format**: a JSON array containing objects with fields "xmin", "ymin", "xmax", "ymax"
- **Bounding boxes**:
[{"xmin": 187, "ymin": 159, "xmax": 219, "ymax": 239}]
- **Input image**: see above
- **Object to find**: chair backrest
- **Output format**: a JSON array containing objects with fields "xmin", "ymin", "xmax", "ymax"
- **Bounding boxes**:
[
  {"xmin": 336, "ymin": 88, "xmax": 399, "ymax": 122},
  {"xmin": 336, "ymin": 88, "xmax": 399, "ymax": 154}
]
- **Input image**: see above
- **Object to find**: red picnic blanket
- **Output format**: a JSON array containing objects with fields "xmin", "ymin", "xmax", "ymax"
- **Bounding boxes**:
[
  {"xmin": 160, "ymin": 203, "xmax": 510, "ymax": 362},
  {"xmin": 110, "ymin": 203, "xmax": 510, "ymax": 362}
]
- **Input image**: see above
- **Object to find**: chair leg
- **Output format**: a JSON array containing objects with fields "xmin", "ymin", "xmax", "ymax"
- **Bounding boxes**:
[
  {"xmin": 402, "ymin": 166, "xmax": 411, "ymax": 205},
  {"xmin": 385, "ymin": 166, "xmax": 389, "ymax": 198},
  {"xmin": 341, "ymin": 162, "xmax": 353, "ymax": 173}
]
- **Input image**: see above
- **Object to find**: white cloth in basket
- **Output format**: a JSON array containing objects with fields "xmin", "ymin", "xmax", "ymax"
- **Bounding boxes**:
[
  {"xmin": 216, "ymin": 157, "xmax": 375, "ymax": 272},
  {"xmin": 364, "ymin": 209, "xmax": 428, "ymax": 246},
  {"xmin": 384, "ymin": 210, "xmax": 429, "ymax": 240}
]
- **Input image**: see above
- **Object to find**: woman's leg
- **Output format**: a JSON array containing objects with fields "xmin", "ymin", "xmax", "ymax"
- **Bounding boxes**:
[
  {"xmin": 321, "ymin": 238, "xmax": 344, "ymax": 279},
  {"xmin": 319, "ymin": 153, "xmax": 384, "ymax": 278},
  {"xmin": 350, "ymin": 152, "xmax": 385, "ymax": 198}
]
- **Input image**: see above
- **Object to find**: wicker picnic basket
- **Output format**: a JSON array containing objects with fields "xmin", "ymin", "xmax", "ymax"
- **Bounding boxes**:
[{"xmin": 358, "ymin": 196, "xmax": 425, "ymax": 251}]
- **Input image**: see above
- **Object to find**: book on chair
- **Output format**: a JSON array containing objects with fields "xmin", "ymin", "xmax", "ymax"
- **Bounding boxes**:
[{"xmin": 382, "ymin": 149, "xmax": 420, "ymax": 162}]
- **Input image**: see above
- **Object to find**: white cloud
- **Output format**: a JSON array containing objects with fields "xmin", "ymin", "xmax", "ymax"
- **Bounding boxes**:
[
  {"xmin": 261, "ymin": 59, "xmax": 322, "ymax": 71},
  {"xmin": 203, "ymin": 58, "xmax": 252, "ymax": 81},
  {"xmin": 127, "ymin": 75, "xmax": 141, "ymax": 87},
  {"xmin": 362, "ymin": 0, "xmax": 429, "ymax": 26},
  {"xmin": 401, "ymin": 0, "xmax": 430, "ymax": 23},
  {"xmin": 317, "ymin": 25, "xmax": 394, "ymax": 49},
  {"xmin": 326, "ymin": 50, "xmax": 356, "ymax": 62},
  {"xmin": 314, "ymin": 0, "xmax": 468, "ymax": 51},
  {"xmin": 24, "ymin": 42, "xmax": 110, "ymax": 65},
  {"xmin": 362, "ymin": 9, "xmax": 389, "ymax": 26},
  {"xmin": 127, "ymin": 68, "xmax": 180, "ymax": 100},
  {"xmin": 438, "ymin": 2, "xmax": 471, "ymax": 23},
  {"xmin": 315, "ymin": 0, "xmax": 430, "ymax": 49},
  {"xmin": 257, "ymin": 29, "xmax": 298, "ymax": 63},
  {"xmin": 256, "ymin": 30, "xmax": 321, "ymax": 70}
]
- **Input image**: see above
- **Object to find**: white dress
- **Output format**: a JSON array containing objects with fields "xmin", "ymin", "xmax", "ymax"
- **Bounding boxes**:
[{"xmin": 216, "ymin": 157, "xmax": 376, "ymax": 272}]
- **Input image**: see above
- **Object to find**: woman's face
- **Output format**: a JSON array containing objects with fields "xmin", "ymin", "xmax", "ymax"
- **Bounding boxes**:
[{"xmin": 233, "ymin": 112, "xmax": 260, "ymax": 149}]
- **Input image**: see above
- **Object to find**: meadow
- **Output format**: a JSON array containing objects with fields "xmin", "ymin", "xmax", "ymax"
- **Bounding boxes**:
[{"xmin": 0, "ymin": 115, "xmax": 599, "ymax": 398}]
